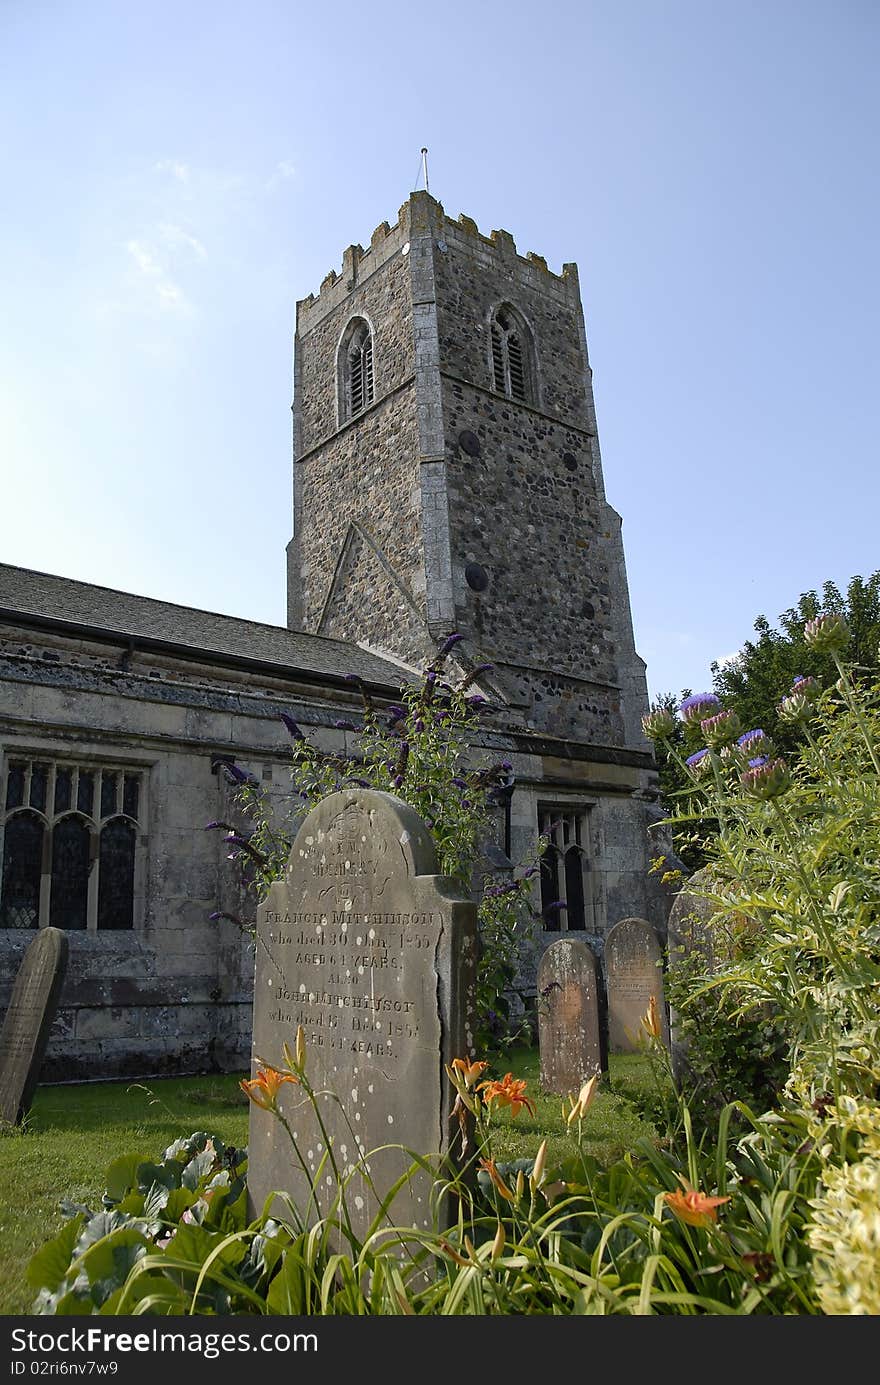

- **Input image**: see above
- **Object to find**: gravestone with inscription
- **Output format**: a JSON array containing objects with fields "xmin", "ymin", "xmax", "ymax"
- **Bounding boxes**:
[
  {"xmin": 0, "ymin": 927, "xmax": 69, "ymax": 1125},
  {"xmin": 537, "ymin": 937, "xmax": 602, "ymax": 1094},
  {"xmin": 247, "ymin": 789, "xmax": 478, "ymax": 1248},
  {"xmin": 605, "ymin": 916, "xmax": 669, "ymax": 1053}
]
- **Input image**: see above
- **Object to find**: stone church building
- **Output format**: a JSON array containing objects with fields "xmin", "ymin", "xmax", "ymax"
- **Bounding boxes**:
[{"xmin": 0, "ymin": 191, "xmax": 665, "ymax": 1080}]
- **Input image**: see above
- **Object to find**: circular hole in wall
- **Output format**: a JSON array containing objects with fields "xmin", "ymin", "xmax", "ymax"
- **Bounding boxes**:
[
  {"xmin": 465, "ymin": 563, "xmax": 490, "ymax": 592},
  {"xmin": 458, "ymin": 430, "xmax": 481, "ymax": 457}
]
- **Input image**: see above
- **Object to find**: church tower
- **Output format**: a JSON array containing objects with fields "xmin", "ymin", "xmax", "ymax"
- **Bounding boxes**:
[{"xmin": 286, "ymin": 191, "xmax": 650, "ymax": 749}]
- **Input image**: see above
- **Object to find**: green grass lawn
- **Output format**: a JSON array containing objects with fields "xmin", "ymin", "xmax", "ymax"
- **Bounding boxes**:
[{"xmin": 0, "ymin": 1046, "xmax": 665, "ymax": 1315}]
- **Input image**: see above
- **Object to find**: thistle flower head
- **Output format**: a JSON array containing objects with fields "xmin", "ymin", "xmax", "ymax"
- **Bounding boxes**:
[
  {"xmin": 679, "ymin": 692, "xmax": 720, "ymax": 726},
  {"xmin": 791, "ymin": 674, "xmax": 820, "ymax": 700},
  {"xmin": 778, "ymin": 692, "xmax": 812, "ymax": 724},
  {"xmin": 804, "ymin": 612, "xmax": 849, "ymax": 655},
  {"xmin": 641, "ymin": 705, "xmax": 676, "ymax": 740},
  {"xmin": 700, "ymin": 708, "xmax": 741, "ymax": 747},
  {"xmin": 737, "ymin": 728, "xmax": 773, "ymax": 759},
  {"xmin": 685, "ymin": 747, "xmax": 711, "ymax": 779},
  {"xmin": 740, "ymin": 756, "xmax": 791, "ymax": 800}
]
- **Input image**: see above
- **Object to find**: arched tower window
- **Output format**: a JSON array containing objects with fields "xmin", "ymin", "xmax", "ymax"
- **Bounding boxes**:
[
  {"xmin": 339, "ymin": 318, "xmax": 374, "ymax": 421},
  {"xmin": 490, "ymin": 305, "xmax": 534, "ymax": 403}
]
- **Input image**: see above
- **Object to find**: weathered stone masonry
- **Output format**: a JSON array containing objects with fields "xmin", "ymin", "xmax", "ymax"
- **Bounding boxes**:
[{"xmin": 0, "ymin": 192, "xmax": 669, "ymax": 1080}]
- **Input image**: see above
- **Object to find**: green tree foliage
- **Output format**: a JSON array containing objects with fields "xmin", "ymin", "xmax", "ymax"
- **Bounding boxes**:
[{"xmin": 711, "ymin": 572, "xmax": 880, "ymax": 754}]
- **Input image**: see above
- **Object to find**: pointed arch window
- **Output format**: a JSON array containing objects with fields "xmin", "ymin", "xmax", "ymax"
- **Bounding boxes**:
[
  {"xmin": 340, "ymin": 318, "xmax": 374, "ymax": 421},
  {"xmin": 0, "ymin": 811, "xmax": 44, "ymax": 929},
  {"xmin": 490, "ymin": 306, "xmax": 533, "ymax": 403},
  {"xmin": 537, "ymin": 806, "xmax": 594, "ymax": 932},
  {"xmin": 1, "ymin": 757, "xmax": 144, "ymax": 931}
]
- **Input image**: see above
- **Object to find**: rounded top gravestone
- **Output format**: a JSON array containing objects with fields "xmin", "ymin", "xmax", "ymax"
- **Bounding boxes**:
[
  {"xmin": 246, "ymin": 788, "xmax": 478, "ymax": 1248},
  {"xmin": 537, "ymin": 936, "xmax": 602, "ymax": 1095},
  {"xmin": 605, "ymin": 916, "xmax": 669, "ymax": 1053}
]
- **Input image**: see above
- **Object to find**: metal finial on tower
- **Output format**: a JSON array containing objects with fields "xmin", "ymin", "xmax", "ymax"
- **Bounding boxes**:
[{"xmin": 420, "ymin": 147, "xmax": 429, "ymax": 194}]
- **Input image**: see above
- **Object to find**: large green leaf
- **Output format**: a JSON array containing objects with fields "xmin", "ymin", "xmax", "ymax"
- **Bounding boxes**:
[
  {"xmin": 105, "ymin": 1153, "xmax": 147, "ymax": 1203},
  {"xmin": 26, "ymin": 1214, "xmax": 86, "ymax": 1291}
]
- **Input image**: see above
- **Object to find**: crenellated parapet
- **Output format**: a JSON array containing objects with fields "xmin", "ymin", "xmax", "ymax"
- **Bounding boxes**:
[{"xmin": 297, "ymin": 192, "xmax": 580, "ymax": 333}]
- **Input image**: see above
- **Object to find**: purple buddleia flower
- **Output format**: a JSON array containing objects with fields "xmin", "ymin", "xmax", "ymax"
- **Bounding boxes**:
[
  {"xmin": 280, "ymin": 712, "xmax": 306, "ymax": 741},
  {"xmin": 205, "ymin": 820, "xmax": 234, "ymax": 833},
  {"xmin": 467, "ymin": 694, "xmax": 488, "ymax": 707},
  {"xmin": 438, "ymin": 632, "xmax": 464, "ymax": 657},
  {"xmin": 220, "ymin": 762, "xmax": 256, "ymax": 786},
  {"xmin": 334, "ymin": 719, "xmax": 356, "ymax": 730}
]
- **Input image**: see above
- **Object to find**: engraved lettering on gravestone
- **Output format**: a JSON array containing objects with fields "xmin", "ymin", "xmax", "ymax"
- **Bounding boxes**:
[
  {"xmin": 247, "ymin": 789, "xmax": 477, "ymax": 1252},
  {"xmin": 0, "ymin": 927, "xmax": 69, "ymax": 1125},
  {"xmin": 537, "ymin": 937, "xmax": 602, "ymax": 1095},
  {"xmin": 605, "ymin": 917, "xmax": 669, "ymax": 1054}
]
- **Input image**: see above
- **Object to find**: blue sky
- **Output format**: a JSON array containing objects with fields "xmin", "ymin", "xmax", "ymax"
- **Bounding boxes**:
[{"xmin": 1, "ymin": 0, "xmax": 877, "ymax": 702}]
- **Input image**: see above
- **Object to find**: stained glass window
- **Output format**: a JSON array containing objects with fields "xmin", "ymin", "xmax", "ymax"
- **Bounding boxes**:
[
  {"xmin": 49, "ymin": 816, "xmax": 90, "ymax": 930},
  {"xmin": 97, "ymin": 819, "xmax": 135, "ymax": 930},
  {"xmin": 0, "ymin": 811, "xmax": 43, "ymax": 928}
]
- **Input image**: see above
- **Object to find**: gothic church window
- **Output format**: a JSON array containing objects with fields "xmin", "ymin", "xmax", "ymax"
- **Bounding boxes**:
[
  {"xmin": 538, "ymin": 806, "xmax": 593, "ymax": 932},
  {"xmin": 340, "ymin": 317, "xmax": 374, "ymax": 420},
  {"xmin": 490, "ymin": 305, "xmax": 533, "ymax": 403},
  {"xmin": 0, "ymin": 757, "xmax": 143, "ymax": 931}
]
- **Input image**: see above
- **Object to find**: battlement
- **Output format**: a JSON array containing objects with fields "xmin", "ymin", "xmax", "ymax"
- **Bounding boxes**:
[{"xmin": 297, "ymin": 192, "xmax": 579, "ymax": 332}]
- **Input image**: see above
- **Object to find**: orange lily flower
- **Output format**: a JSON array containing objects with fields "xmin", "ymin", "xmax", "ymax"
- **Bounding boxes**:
[
  {"xmin": 479, "ymin": 1158, "xmax": 515, "ymax": 1202},
  {"xmin": 478, "ymin": 1072, "xmax": 536, "ymax": 1118},
  {"xmin": 240, "ymin": 1064, "xmax": 299, "ymax": 1111},
  {"xmin": 664, "ymin": 1176, "xmax": 730, "ymax": 1227},
  {"xmin": 450, "ymin": 1057, "xmax": 489, "ymax": 1089}
]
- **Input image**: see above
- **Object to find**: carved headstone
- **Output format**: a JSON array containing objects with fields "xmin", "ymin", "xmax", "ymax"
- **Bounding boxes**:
[
  {"xmin": 247, "ymin": 789, "xmax": 477, "ymax": 1247},
  {"xmin": 537, "ymin": 937, "xmax": 602, "ymax": 1094},
  {"xmin": 605, "ymin": 916, "xmax": 669, "ymax": 1053},
  {"xmin": 0, "ymin": 927, "xmax": 69, "ymax": 1125}
]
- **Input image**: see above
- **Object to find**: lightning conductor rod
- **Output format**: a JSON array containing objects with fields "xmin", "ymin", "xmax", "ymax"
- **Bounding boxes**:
[{"xmin": 421, "ymin": 147, "xmax": 429, "ymax": 194}]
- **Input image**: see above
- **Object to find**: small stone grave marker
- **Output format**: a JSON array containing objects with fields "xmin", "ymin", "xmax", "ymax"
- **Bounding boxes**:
[
  {"xmin": 605, "ymin": 916, "xmax": 669, "ymax": 1053},
  {"xmin": 0, "ymin": 927, "xmax": 69, "ymax": 1125},
  {"xmin": 247, "ymin": 789, "xmax": 477, "ymax": 1247},
  {"xmin": 537, "ymin": 937, "xmax": 602, "ymax": 1094}
]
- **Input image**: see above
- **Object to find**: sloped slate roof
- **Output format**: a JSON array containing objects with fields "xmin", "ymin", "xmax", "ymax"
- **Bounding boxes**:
[{"xmin": 0, "ymin": 563, "xmax": 414, "ymax": 689}]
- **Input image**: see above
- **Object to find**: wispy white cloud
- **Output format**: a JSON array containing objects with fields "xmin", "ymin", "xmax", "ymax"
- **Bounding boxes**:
[
  {"xmin": 153, "ymin": 159, "xmax": 190, "ymax": 182},
  {"xmin": 265, "ymin": 159, "xmax": 296, "ymax": 191},
  {"xmin": 158, "ymin": 222, "xmax": 207, "ymax": 259},
  {"xmin": 125, "ymin": 238, "xmax": 190, "ymax": 314}
]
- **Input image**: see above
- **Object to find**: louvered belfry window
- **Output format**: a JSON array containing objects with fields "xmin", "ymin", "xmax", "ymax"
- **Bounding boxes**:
[
  {"xmin": 491, "ymin": 307, "xmax": 530, "ymax": 402},
  {"xmin": 346, "ymin": 320, "xmax": 374, "ymax": 418}
]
